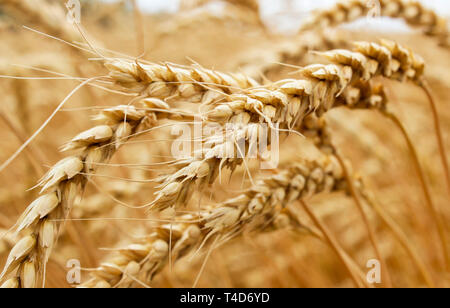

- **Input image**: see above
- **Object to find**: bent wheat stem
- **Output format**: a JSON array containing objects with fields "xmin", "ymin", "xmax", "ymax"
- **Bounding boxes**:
[
  {"xmin": 301, "ymin": 114, "xmax": 392, "ymax": 287},
  {"xmin": 382, "ymin": 110, "xmax": 450, "ymax": 271},
  {"xmin": 335, "ymin": 152, "xmax": 393, "ymax": 288},
  {"xmin": 419, "ymin": 80, "xmax": 450, "ymax": 200},
  {"xmin": 299, "ymin": 200, "xmax": 367, "ymax": 288},
  {"xmin": 359, "ymin": 188, "xmax": 435, "ymax": 288}
]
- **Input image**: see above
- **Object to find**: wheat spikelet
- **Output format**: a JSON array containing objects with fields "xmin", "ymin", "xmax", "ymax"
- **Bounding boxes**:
[
  {"xmin": 0, "ymin": 100, "xmax": 192, "ymax": 288},
  {"xmin": 105, "ymin": 60, "xmax": 259, "ymax": 101},
  {"xmin": 208, "ymin": 40, "xmax": 424, "ymax": 127},
  {"xmin": 300, "ymin": 0, "xmax": 449, "ymax": 47},
  {"xmin": 80, "ymin": 157, "xmax": 348, "ymax": 288}
]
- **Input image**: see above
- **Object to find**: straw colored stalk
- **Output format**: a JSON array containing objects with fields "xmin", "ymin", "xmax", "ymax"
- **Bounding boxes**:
[
  {"xmin": 0, "ymin": 100, "xmax": 190, "ymax": 288},
  {"xmin": 80, "ymin": 157, "xmax": 354, "ymax": 288},
  {"xmin": 299, "ymin": 0, "xmax": 449, "ymax": 47},
  {"xmin": 307, "ymin": 84, "xmax": 438, "ymax": 287},
  {"xmin": 305, "ymin": 122, "xmax": 434, "ymax": 287},
  {"xmin": 337, "ymin": 79, "xmax": 450, "ymax": 269},
  {"xmin": 300, "ymin": 112, "xmax": 392, "ymax": 287}
]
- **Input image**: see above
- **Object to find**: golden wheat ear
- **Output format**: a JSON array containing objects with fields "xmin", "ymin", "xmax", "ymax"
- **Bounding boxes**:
[
  {"xmin": 0, "ymin": 101, "xmax": 190, "ymax": 288},
  {"xmin": 80, "ymin": 156, "xmax": 355, "ymax": 288}
]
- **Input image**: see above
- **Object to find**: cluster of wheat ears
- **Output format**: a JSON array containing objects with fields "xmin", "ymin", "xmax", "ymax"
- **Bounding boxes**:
[{"xmin": 0, "ymin": 0, "xmax": 449, "ymax": 288}]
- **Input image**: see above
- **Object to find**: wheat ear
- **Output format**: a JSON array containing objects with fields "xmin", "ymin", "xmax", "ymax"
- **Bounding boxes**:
[
  {"xmin": 0, "ymin": 100, "xmax": 189, "ymax": 288},
  {"xmin": 299, "ymin": 0, "xmax": 449, "ymax": 47},
  {"xmin": 149, "ymin": 40, "xmax": 426, "ymax": 213},
  {"xmin": 105, "ymin": 60, "xmax": 259, "ymax": 101},
  {"xmin": 80, "ymin": 157, "xmax": 352, "ymax": 288},
  {"xmin": 316, "ymin": 41, "xmax": 448, "ymax": 236}
]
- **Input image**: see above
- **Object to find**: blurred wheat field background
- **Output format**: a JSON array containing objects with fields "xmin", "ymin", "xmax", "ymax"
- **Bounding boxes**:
[{"xmin": 0, "ymin": 0, "xmax": 449, "ymax": 288}]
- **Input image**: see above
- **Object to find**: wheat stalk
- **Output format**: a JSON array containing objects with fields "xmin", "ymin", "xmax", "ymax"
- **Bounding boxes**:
[
  {"xmin": 333, "ymin": 78, "xmax": 449, "ymax": 270},
  {"xmin": 357, "ymin": 186, "xmax": 436, "ymax": 287},
  {"xmin": 0, "ymin": 100, "xmax": 191, "ymax": 288},
  {"xmin": 300, "ymin": 0, "xmax": 449, "ymax": 47},
  {"xmin": 299, "ymin": 112, "xmax": 394, "ymax": 287},
  {"xmin": 307, "ymin": 81, "xmax": 438, "ymax": 287}
]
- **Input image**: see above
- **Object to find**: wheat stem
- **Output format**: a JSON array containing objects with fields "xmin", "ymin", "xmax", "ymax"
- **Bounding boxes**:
[
  {"xmin": 382, "ymin": 110, "xmax": 450, "ymax": 271},
  {"xmin": 335, "ymin": 152, "xmax": 393, "ymax": 288},
  {"xmin": 419, "ymin": 80, "xmax": 450, "ymax": 200},
  {"xmin": 299, "ymin": 200, "xmax": 366, "ymax": 288},
  {"xmin": 359, "ymin": 189, "xmax": 436, "ymax": 288}
]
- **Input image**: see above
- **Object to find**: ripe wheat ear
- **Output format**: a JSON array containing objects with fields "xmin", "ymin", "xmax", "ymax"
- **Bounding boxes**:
[
  {"xmin": 0, "ymin": 100, "xmax": 191, "ymax": 288},
  {"xmin": 105, "ymin": 60, "xmax": 259, "ymax": 102},
  {"xmin": 81, "ymin": 157, "xmax": 358, "ymax": 288}
]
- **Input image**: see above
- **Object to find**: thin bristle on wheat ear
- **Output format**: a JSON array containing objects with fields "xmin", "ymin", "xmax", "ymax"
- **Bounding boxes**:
[
  {"xmin": 299, "ymin": 0, "xmax": 449, "ymax": 47},
  {"xmin": 0, "ymin": 100, "xmax": 191, "ymax": 288},
  {"xmin": 80, "ymin": 157, "xmax": 352, "ymax": 288}
]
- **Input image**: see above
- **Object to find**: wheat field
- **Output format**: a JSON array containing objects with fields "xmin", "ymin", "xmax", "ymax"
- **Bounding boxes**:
[{"xmin": 0, "ymin": 0, "xmax": 449, "ymax": 288}]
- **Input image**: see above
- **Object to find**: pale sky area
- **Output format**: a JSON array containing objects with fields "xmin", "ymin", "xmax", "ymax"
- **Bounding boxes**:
[{"xmin": 102, "ymin": 0, "xmax": 450, "ymax": 33}]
